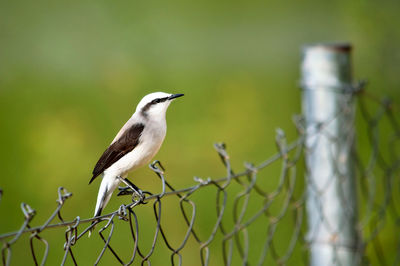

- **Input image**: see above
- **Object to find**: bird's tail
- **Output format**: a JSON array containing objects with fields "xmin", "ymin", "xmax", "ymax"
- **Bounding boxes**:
[{"xmin": 89, "ymin": 174, "xmax": 120, "ymax": 236}]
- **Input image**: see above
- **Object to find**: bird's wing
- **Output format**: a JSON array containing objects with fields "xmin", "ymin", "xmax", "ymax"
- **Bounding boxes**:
[{"xmin": 89, "ymin": 123, "xmax": 145, "ymax": 184}]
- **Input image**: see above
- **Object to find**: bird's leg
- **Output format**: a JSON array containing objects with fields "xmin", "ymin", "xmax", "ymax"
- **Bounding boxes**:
[{"xmin": 117, "ymin": 177, "xmax": 145, "ymax": 202}]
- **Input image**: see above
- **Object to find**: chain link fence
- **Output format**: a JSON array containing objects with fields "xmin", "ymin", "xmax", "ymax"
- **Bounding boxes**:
[{"xmin": 0, "ymin": 45, "xmax": 399, "ymax": 266}]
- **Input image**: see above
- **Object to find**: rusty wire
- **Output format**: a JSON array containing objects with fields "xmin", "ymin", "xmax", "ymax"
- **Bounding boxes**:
[{"xmin": 0, "ymin": 89, "xmax": 399, "ymax": 266}]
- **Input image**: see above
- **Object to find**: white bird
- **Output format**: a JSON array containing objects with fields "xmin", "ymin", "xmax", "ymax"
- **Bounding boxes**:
[{"xmin": 89, "ymin": 92, "xmax": 184, "ymax": 217}]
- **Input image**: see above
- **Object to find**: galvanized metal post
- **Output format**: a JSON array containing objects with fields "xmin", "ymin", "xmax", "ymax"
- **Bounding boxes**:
[{"xmin": 301, "ymin": 43, "xmax": 360, "ymax": 266}]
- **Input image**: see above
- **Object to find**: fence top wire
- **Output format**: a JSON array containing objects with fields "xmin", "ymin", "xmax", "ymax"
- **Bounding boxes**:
[{"xmin": 0, "ymin": 85, "xmax": 399, "ymax": 266}]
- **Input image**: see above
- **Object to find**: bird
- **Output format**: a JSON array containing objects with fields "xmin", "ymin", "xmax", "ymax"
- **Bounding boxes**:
[{"xmin": 89, "ymin": 92, "xmax": 184, "ymax": 218}]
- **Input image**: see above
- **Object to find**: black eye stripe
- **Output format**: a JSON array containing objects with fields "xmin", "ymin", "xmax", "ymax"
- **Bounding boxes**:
[
  {"xmin": 141, "ymin": 96, "xmax": 170, "ymax": 116},
  {"xmin": 151, "ymin": 97, "xmax": 168, "ymax": 104}
]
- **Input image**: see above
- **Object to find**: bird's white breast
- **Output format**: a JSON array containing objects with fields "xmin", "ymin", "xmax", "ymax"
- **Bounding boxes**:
[{"xmin": 104, "ymin": 119, "xmax": 167, "ymax": 178}]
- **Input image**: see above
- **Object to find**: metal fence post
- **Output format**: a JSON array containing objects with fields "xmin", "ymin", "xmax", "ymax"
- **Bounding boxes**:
[{"xmin": 301, "ymin": 43, "xmax": 361, "ymax": 266}]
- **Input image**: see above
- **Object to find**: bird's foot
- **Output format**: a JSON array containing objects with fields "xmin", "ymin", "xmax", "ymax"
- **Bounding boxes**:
[
  {"xmin": 117, "ymin": 186, "xmax": 133, "ymax": 196},
  {"xmin": 117, "ymin": 176, "xmax": 149, "ymax": 204},
  {"xmin": 132, "ymin": 189, "xmax": 146, "ymax": 203},
  {"xmin": 117, "ymin": 186, "xmax": 148, "ymax": 204}
]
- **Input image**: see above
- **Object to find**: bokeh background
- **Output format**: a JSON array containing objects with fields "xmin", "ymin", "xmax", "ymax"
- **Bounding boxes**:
[{"xmin": 1, "ymin": 0, "xmax": 399, "ymax": 265}]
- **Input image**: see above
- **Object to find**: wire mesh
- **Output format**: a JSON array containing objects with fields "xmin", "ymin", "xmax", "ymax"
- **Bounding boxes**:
[{"xmin": 0, "ymin": 87, "xmax": 399, "ymax": 266}]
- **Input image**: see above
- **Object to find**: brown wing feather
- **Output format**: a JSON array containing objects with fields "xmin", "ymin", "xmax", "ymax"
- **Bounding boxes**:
[{"xmin": 89, "ymin": 123, "xmax": 145, "ymax": 184}]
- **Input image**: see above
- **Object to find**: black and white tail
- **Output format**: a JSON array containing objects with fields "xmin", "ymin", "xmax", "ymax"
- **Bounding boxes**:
[{"xmin": 89, "ymin": 174, "xmax": 120, "ymax": 236}]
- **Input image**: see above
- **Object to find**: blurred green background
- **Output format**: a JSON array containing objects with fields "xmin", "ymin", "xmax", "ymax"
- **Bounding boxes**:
[{"xmin": 1, "ymin": 0, "xmax": 399, "ymax": 265}]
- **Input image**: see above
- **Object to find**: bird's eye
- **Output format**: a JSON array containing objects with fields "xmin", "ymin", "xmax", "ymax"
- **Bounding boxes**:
[{"xmin": 153, "ymin": 99, "xmax": 161, "ymax": 104}]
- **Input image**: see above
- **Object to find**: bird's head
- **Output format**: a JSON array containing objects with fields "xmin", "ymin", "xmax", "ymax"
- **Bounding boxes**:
[{"xmin": 136, "ymin": 92, "xmax": 184, "ymax": 119}]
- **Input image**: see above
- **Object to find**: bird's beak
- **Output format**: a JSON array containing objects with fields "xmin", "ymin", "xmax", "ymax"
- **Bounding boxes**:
[{"xmin": 168, "ymin": 93, "xmax": 184, "ymax": 100}]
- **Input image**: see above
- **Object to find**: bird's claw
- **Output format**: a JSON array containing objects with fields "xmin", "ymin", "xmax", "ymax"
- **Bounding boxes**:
[
  {"xmin": 131, "ymin": 189, "xmax": 146, "ymax": 204},
  {"xmin": 117, "ymin": 186, "xmax": 148, "ymax": 204},
  {"xmin": 117, "ymin": 186, "xmax": 133, "ymax": 196}
]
